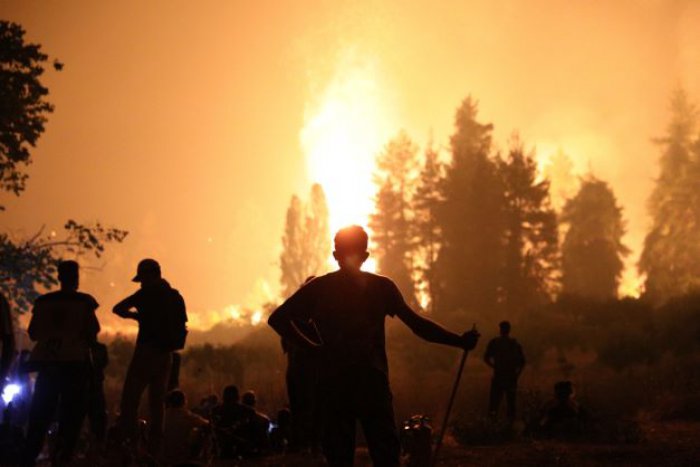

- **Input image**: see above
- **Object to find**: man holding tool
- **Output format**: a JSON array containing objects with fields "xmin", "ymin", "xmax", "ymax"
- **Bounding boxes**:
[{"xmin": 268, "ymin": 225, "xmax": 479, "ymax": 467}]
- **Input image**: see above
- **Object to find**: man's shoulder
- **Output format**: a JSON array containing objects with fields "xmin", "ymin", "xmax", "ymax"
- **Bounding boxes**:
[
  {"xmin": 361, "ymin": 272, "xmax": 400, "ymax": 293},
  {"xmin": 75, "ymin": 291, "xmax": 99, "ymax": 306},
  {"xmin": 37, "ymin": 290, "xmax": 97, "ymax": 307},
  {"xmin": 36, "ymin": 291, "xmax": 61, "ymax": 303},
  {"xmin": 364, "ymin": 271, "xmax": 393, "ymax": 283}
]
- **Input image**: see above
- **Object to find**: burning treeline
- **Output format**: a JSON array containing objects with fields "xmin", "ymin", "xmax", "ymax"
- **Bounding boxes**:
[
  {"xmin": 284, "ymin": 89, "xmax": 700, "ymax": 316},
  {"xmin": 233, "ymin": 88, "xmax": 700, "ymax": 425}
]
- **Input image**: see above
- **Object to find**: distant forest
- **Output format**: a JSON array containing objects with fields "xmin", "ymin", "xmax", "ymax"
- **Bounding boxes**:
[{"xmin": 279, "ymin": 89, "xmax": 700, "ymax": 370}]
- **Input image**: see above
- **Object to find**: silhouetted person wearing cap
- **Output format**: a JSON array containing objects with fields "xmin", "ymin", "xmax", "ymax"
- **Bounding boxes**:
[
  {"xmin": 268, "ymin": 225, "xmax": 480, "ymax": 467},
  {"xmin": 113, "ymin": 259, "xmax": 188, "ymax": 457},
  {"xmin": 484, "ymin": 321, "xmax": 525, "ymax": 422},
  {"xmin": 22, "ymin": 261, "xmax": 100, "ymax": 466}
]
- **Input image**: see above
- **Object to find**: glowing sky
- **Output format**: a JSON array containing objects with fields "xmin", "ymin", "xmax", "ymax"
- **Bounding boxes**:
[{"xmin": 2, "ymin": 0, "xmax": 699, "ymax": 333}]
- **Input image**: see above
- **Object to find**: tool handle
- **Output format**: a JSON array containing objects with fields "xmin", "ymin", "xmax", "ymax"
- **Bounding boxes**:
[{"xmin": 432, "ymin": 348, "xmax": 469, "ymax": 466}]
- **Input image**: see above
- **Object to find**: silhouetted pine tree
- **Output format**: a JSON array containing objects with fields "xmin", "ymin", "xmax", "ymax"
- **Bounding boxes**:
[
  {"xmin": 411, "ymin": 140, "xmax": 444, "ymax": 312},
  {"xmin": 639, "ymin": 89, "xmax": 700, "ymax": 304},
  {"xmin": 561, "ymin": 177, "xmax": 628, "ymax": 300},
  {"xmin": 369, "ymin": 131, "xmax": 418, "ymax": 305},
  {"xmin": 305, "ymin": 183, "xmax": 331, "ymax": 278},
  {"xmin": 498, "ymin": 135, "xmax": 559, "ymax": 314},
  {"xmin": 434, "ymin": 97, "xmax": 506, "ymax": 319},
  {"xmin": 280, "ymin": 183, "xmax": 331, "ymax": 298}
]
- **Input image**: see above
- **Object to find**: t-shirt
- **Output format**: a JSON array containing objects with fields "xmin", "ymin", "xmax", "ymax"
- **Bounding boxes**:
[
  {"xmin": 124, "ymin": 280, "xmax": 186, "ymax": 348},
  {"xmin": 270, "ymin": 270, "xmax": 406, "ymax": 375},
  {"xmin": 28, "ymin": 290, "xmax": 99, "ymax": 364},
  {"xmin": 484, "ymin": 336, "xmax": 525, "ymax": 378}
]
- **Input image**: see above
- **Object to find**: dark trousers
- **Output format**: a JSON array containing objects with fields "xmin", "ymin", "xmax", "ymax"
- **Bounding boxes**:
[
  {"xmin": 118, "ymin": 343, "xmax": 172, "ymax": 455},
  {"xmin": 321, "ymin": 366, "xmax": 400, "ymax": 467},
  {"xmin": 22, "ymin": 364, "xmax": 90, "ymax": 466},
  {"xmin": 489, "ymin": 376, "xmax": 517, "ymax": 420},
  {"xmin": 88, "ymin": 375, "xmax": 107, "ymax": 441},
  {"xmin": 287, "ymin": 356, "xmax": 322, "ymax": 451}
]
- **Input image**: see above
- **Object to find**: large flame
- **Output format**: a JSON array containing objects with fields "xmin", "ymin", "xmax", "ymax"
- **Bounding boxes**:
[{"xmin": 301, "ymin": 51, "xmax": 396, "ymax": 272}]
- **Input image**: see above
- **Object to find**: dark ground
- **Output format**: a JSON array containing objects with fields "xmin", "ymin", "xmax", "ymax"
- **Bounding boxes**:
[
  {"xmin": 31, "ymin": 420, "xmax": 699, "ymax": 466},
  {"xmin": 213, "ymin": 421, "xmax": 700, "ymax": 467}
]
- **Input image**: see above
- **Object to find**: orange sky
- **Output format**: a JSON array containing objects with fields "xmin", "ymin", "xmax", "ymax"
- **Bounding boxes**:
[{"xmin": 2, "ymin": 0, "xmax": 699, "ymax": 333}]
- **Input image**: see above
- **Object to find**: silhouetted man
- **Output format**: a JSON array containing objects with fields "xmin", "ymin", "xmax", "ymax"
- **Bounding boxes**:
[
  {"xmin": 22, "ymin": 261, "xmax": 100, "ymax": 466},
  {"xmin": 113, "ymin": 258, "xmax": 188, "ymax": 456},
  {"xmin": 0, "ymin": 292, "xmax": 15, "ymax": 388},
  {"xmin": 484, "ymin": 321, "xmax": 525, "ymax": 421},
  {"xmin": 268, "ymin": 225, "xmax": 479, "ymax": 467}
]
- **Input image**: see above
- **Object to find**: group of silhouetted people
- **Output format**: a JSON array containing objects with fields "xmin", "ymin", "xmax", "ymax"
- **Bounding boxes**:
[
  {"xmin": 158, "ymin": 384, "xmax": 292, "ymax": 464},
  {"xmin": 0, "ymin": 257, "xmax": 190, "ymax": 466},
  {"xmin": 0, "ymin": 225, "xmax": 594, "ymax": 467}
]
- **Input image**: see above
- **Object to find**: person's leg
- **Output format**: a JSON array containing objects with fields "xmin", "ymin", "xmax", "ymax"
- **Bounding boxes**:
[
  {"xmin": 320, "ymin": 371, "xmax": 356, "ymax": 467},
  {"xmin": 286, "ymin": 361, "xmax": 305, "ymax": 449},
  {"xmin": 22, "ymin": 368, "xmax": 60, "ymax": 466},
  {"xmin": 146, "ymin": 347, "xmax": 172, "ymax": 456},
  {"xmin": 55, "ymin": 364, "xmax": 90, "ymax": 462},
  {"xmin": 88, "ymin": 376, "xmax": 108, "ymax": 442},
  {"xmin": 488, "ymin": 378, "xmax": 504, "ymax": 417},
  {"xmin": 358, "ymin": 370, "xmax": 400, "ymax": 467},
  {"xmin": 506, "ymin": 383, "xmax": 517, "ymax": 421},
  {"xmin": 118, "ymin": 346, "xmax": 150, "ymax": 440}
]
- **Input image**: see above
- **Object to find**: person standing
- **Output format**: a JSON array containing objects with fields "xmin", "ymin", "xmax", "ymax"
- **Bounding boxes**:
[
  {"xmin": 0, "ymin": 292, "xmax": 15, "ymax": 388},
  {"xmin": 22, "ymin": 261, "xmax": 100, "ymax": 466},
  {"xmin": 113, "ymin": 258, "xmax": 188, "ymax": 457},
  {"xmin": 268, "ymin": 225, "xmax": 479, "ymax": 467},
  {"xmin": 483, "ymin": 320, "xmax": 526, "ymax": 422}
]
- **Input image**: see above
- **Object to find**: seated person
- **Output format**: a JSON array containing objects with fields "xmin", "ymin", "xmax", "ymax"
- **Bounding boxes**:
[
  {"xmin": 539, "ymin": 381, "xmax": 586, "ymax": 436},
  {"xmin": 241, "ymin": 390, "xmax": 270, "ymax": 456},
  {"xmin": 161, "ymin": 390, "xmax": 210, "ymax": 465},
  {"xmin": 269, "ymin": 408, "xmax": 292, "ymax": 453},
  {"xmin": 210, "ymin": 385, "xmax": 255, "ymax": 459}
]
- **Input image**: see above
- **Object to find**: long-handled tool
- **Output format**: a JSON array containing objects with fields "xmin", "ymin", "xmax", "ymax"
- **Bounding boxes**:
[{"xmin": 432, "ymin": 325, "xmax": 476, "ymax": 466}]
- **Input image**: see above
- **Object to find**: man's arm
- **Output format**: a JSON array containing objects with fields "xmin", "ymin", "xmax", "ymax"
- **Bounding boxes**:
[
  {"xmin": 386, "ymin": 279, "xmax": 477, "ymax": 349},
  {"xmin": 112, "ymin": 294, "xmax": 140, "ymax": 320},
  {"xmin": 268, "ymin": 286, "xmax": 321, "ymax": 350},
  {"xmin": 395, "ymin": 303, "xmax": 478, "ymax": 350},
  {"xmin": 85, "ymin": 297, "xmax": 101, "ymax": 343},
  {"xmin": 27, "ymin": 299, "xmax": 44, "ymax": 342}
]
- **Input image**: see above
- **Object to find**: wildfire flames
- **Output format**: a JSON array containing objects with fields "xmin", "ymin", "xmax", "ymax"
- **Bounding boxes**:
[{"xmin": 301, "ymin": 50, "xmax": 397, "ymax": 272}]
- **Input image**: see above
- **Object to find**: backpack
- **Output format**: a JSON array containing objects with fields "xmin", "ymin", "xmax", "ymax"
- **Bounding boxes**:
[{"xmin": 161, "ymin": 289, "xmax": 188, "ymax": 351}]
